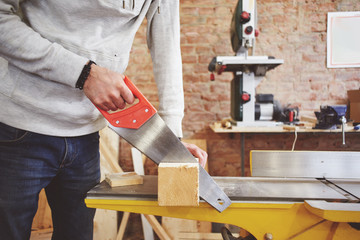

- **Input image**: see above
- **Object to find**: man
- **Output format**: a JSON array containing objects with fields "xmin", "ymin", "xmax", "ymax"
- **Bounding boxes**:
[{"xmin": 0, "ymin": 0, "xmax": 207, "ymax": 239}]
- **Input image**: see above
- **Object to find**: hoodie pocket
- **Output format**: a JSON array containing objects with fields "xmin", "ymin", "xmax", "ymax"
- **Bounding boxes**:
[{"xmin": 100, "ymin": 0, "xmax": 146, "ymax": 13}]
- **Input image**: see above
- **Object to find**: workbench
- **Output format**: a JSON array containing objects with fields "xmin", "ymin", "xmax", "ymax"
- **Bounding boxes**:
[
  {"xmin": 210, "ymin": 123, "xmax": 357, "ymax": 133},
  {"xmin": 86, "ymin": 150, "xmax": 360, "ymax": 239},
  {"xmin": 86, "ymin": 175, "xmax": 360, "ymax": 240}
]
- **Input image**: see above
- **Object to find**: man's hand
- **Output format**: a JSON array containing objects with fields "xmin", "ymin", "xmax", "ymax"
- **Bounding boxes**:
[
  {"xmin": 83, "ymin": 64, "xmax": 135, "ymax": 111},
  {"xmin": 182, "ymin": 142, "xmax": 208, "ymax": 168}
]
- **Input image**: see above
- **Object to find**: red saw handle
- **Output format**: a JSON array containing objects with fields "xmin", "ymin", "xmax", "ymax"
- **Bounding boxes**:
[{"xmin": 95, "ymin": 76, "xmax": 157, "ymax": 129}]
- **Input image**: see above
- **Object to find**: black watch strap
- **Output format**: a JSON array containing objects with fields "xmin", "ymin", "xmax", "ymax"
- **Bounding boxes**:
[{"xmin": 76, "ymin": 60, "xmax": 96, "ymax": 90}]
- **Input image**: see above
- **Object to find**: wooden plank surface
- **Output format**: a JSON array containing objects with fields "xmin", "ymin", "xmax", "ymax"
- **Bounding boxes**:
[
  {"xmin": 144, "ymin": 215, "xmax": 171, "ymax": 240},
  {"xmin": 105, "ymin": 172, "xmax": 143, "ymax": 187},
  {"xmin": 161, "ymin": 139, "xmax": 212, "ymax": 238},
  {"xmin": 116, "ymin": 212, "xmax": 130, "ymax": 240},
  {"xmin": 158, "ymin": 163, "xmax": 199, "ymax": 206}
]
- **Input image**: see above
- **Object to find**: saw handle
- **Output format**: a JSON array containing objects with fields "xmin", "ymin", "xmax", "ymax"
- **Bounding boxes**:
[{"xmin": 96, "ymin": 76, "xmax": 157, "ymax": 129}]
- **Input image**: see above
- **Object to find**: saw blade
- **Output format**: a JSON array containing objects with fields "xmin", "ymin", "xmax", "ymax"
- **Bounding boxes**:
[{"xmin": 109, "ymin": 113, "xmax": 231, "ymax": 212}]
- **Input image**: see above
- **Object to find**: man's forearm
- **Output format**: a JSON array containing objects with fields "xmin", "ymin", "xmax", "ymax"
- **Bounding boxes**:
[
  {"xmin": 0, "ymin": 0, "xmax": 87, "ymax": 87},
  {"xmin": 146, "ymin": 1, "xmax": 184, "ymax": 137}
]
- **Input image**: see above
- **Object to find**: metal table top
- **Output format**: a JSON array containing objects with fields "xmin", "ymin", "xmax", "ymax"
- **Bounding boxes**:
[
  {"xmin": 251, "ymin": 151, "xmax": 360, "ymax": 179},
  {"xmin": 87, "ymin": 176, "xmax": 350, "ymax": 202},
  {"xmin": 328, "ymin": 178, "xmax": 360, "ymax": 199}
]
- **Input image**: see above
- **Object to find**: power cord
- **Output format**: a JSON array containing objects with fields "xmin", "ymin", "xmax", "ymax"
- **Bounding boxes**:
[{"xmin": 291, "ymin": 128, "xmax": 297, "ymax": 151}]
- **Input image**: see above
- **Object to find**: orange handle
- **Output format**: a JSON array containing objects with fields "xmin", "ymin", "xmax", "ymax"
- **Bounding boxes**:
[{"xmin": 96, "ymin": 76, "xmax": 157, "ymax": 129}]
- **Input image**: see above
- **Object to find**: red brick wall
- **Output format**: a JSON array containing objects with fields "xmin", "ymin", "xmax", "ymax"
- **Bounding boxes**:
[{"xmin": 120, "ymin": 0, "xmax": 360, "ymax": 176}]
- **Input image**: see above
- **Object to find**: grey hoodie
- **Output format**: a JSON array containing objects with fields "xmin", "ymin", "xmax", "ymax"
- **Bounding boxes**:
[{"xmin": 0, "ymin": 0, "xmax": 184, "ymax": 137}]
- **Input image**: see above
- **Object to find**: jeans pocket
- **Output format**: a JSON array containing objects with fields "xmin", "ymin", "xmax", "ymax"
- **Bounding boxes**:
[{"xmin": 0, "ymin": 122, "xmax": 30, "ymax": 144}]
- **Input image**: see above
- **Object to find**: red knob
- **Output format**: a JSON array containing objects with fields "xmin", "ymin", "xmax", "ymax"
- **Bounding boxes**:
[
  {"xmin": 255, "ymin": 29, "xmax": 260, "ymax": 37},
  {"xmin": 240, "ymin": 11, "xmax": 251, "ymax": 24},
  {"xmin": 245, "ymin": 26, "xmax": 253, "ymax": 35},
  {"xmin": 242, "ymin": 93, "xmax": 250, "ymax": 101},
  {"xmin": 241, "ymin": 11, "xmax": 250, "ymax": 21}
]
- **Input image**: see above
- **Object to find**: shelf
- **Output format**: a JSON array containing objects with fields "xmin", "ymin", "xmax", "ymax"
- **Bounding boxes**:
[{"xmin": 210, "ymin": 122, "xmax": 357, "ymax": 133}]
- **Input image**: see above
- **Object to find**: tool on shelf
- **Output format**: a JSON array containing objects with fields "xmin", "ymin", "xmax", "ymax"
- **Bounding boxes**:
[{"xmin": 313, "ymin": 105, "xmax": 347, "ymax": 145}]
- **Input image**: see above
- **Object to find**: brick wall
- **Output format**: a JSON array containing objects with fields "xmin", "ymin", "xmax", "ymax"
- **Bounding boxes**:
[{"xmin": 120, "ymin": 0, "xmax": 360, "ymax": 176}]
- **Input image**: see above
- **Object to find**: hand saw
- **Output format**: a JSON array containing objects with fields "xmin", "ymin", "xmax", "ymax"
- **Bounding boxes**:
[{"xmin": 95, "ymin": 76, "xmax": 231, "ymax": 212}]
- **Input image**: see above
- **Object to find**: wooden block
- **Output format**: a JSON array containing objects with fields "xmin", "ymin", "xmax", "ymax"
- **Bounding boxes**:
[
  {"xmin": 221, "ymin": 118, "xmax": 232, "ymax": 129},
  {"xmin": 158, "ymin": 163, "xmax": 199, "ymax": 206},
  {"xmin": 300, "ymin": 115, "xmax": 318, "ymax": 124},
  {"xmin": 213, "ymin": 122, "xmax": 222, "ymax": 129},
  {"xmin": 283, "ymin": 125, "xmax": 297, "ymax": 131},
  {"xmin": 161, "ymin": 140, "xmax": 211, "ymax": 238},
  {"xmin": 105, "ymin": 172, "xmax": 143, "ymax": 187}
]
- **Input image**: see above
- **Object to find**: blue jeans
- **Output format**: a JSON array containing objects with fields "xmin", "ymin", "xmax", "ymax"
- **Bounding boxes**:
[{"xmin": 0, "ymin": 122, "xmax": 100, "ymax": 240}]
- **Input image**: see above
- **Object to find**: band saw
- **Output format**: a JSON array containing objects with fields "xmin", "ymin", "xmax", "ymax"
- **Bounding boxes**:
[{"xmin": 208, "ymin": 0, "xmax": 284, "ymax": 127}]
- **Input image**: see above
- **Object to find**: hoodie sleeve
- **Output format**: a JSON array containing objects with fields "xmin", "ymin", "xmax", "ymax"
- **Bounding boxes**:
[
  {"xmin": 0, "ymin": 0, "xmax": 88, "ymax": 88},
  {"xmin": 146, "ymin": 0, "xmax": 184, "ymax": 137}
]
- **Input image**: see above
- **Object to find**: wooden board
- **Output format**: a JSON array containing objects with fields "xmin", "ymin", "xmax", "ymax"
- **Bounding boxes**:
[
  {"xmin": 105, "ymin": 172, "xmax": 143, "ymax": 187},
  {"xmin": 143, "ymin": 215, "xmax": 171, "ymax": 240},
  {"xmin": 158, "ymin": 163, "xmax": 199, "ymax": 207},
  {"xmin": 161, "ymin": 139, "xmax": 211, "ymax": 239}
]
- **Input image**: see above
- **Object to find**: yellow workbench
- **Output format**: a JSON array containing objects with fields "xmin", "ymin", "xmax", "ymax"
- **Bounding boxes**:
[{"xmin": 86, "ymin": 175, "xmax": 360, "ymax": 240}]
